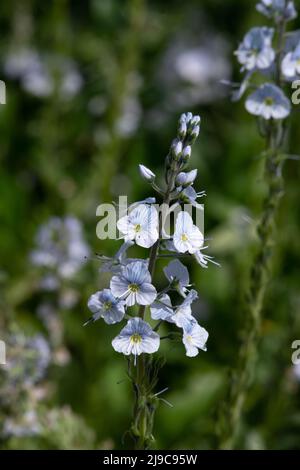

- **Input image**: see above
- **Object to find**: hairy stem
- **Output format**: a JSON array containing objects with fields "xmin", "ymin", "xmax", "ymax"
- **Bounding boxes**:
[
  {"xmin": 131, "ymin": 165, "xmax": 178, "ymax": 449},
  {"xmin": 217, "ymin": 19, "xmax": 287, "ymax": 449},
  {"xmin": 218, "ymin": 126, "xmax": 284, "ymax": 449}
]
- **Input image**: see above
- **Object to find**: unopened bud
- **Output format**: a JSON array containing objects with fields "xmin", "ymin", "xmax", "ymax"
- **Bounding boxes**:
[
  {"xmin": 190, "ymin": 125, "xmax": 200, "ymax": 142},
  {"xmin": 190, "ymin": 115, "xmax": 201, "ymax": 126},
  {"xmin": 186, "ymin": 112, "xmax": 193, "ymax": 123},
  {"xmin": 139, "ymin": 164, "xmax": 156, "ymax": 182},
  {"xmin": 180, "ymin": 113, "xmax": 187, "ymax": 123},
  {"xmin": 181, "ymin": 145, "xmax": 191, "ymax": 162},
  {"xmin": 176, "ymin": 169, "xmax": 197, "ymax": 187},
  {"xmin": 178, "ymin": 120, "xmax": 187, "ymax": 139},
  {"xmin": 171, "ymin": 139, "xmax": 183, "ymax": 160}
]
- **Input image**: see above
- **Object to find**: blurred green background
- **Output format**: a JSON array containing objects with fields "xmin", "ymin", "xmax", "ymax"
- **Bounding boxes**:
[{"xmin": 0, "ymin": 0, "xmax": 300, "ymax": 450}]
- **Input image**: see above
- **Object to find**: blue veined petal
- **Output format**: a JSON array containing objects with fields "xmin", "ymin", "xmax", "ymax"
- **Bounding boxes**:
[
  {"xmin": 110, "ymin": 274, "xmax": 129, "ymax": 298},
  {"xmin": 150, "ymin": 294, "xmax": 173, "ymax": 321},
  {"xmin": 164, "ymin": 259, "xmax": 190, "ymax": 297},
  {"xmin": 136, "ymin": 283, "xmax": 157, "ymax": 305},
  {"xmin": 123, "ymin": 261, "xmax": 151, "ymax": 285},
  {"xmin": 245, "ymin": 83, "xmax": 291, "ymax": 120},
  {"xmin": 112, "ymin": 318, "xmax": 160, "ymax": 359}
]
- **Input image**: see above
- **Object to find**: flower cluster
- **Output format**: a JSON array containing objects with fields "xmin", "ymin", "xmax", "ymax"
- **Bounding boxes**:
[
  {"xmin": 31, "ymin": 216, "xmax": 90, "ymax": 284},
  {"xmin": 232, "ymin": 0, "xmax": 299, "ymax": 120},
  {"xmin": 0, "ymin": 331, "xmax": 51, "ymax": 438},
  {"xmin": 4, "ymin": 48, "xmax": 82, "ymax": 100},
  {"xmin": 85, "ymin": 113, "xmax": 218, "ymax": 364}
]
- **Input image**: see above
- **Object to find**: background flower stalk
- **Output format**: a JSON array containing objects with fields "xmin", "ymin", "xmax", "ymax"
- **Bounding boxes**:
[{"xmin": 217, "ymin": 0, "xmax": 297, "ymax": 449}]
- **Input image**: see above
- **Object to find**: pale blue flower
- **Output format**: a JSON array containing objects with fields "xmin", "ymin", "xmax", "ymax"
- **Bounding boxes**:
[
  {"xmin": 235, "ymin": 27, "xmax": 275, "ymax": 71},
  {"xmin": 281, "ymin": 41, "xmax": 300, "ymax": 78},
  {"xmin": 117, "ymin": 204, "xmax": 159, "ymax": 248},
  {"xmin": 173, "ymin": 211, "xmax": 204, "ymax": 254},
  {"xmin": 245, "ymin": 83, "xmax": 291, "ymax": 120},
  {"xmin": 110, "ymin": 261, "xmax": 157, "ymax": 306},
  {"xmin": 164, "ymin": 259, "xmax": 190, "ymax": 297},
  {"xmin": 150, "ymin": 289, "xmax": 198, "ymax": 329},
  {"xmin": 171, "ymin": 289, "xmax": 198, "ymax": 329},
  {"xmin": 182, "ymin": 321, "xmax": 209, "ymax": 357},
  {"xmin": 150, "ymin": 294, "xmax": 173, "ymax": 321},
  {"xmin": 179, "ymin": 186, "xmax": 206, "ymax": 209},
  {"xmin": 86, "ymin": 289, "xmax": 125, "ymax": 325},
  {"xmin": 112, "ymin": 317, "xmax": 160, "ymax": 363},
  {"xmin": 256, "ymin": 0, "xmax": 297, "ymax": 22}
]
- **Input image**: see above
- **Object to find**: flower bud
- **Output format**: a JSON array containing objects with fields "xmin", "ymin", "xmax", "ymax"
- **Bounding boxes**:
[
  {"xmin": 186, "ymin": 112, "xmax": 193, "ymax": 123},
  {"xmin": 178, "ymin": 120, "xmax": 187, "ymax": 139},
  {"xmin": 176, "ymin": 169, "xmax": 197, "ymax": 187},
  {"xmin": 171, "ymin": 139, "xmax": 183, "ymax": 160},
  {"xmin": 190, "ymin": 115, "xmax": 201, "ymax": 126},
  {"xmin": 180, "ymin": 113, "xmax": 187, "ymax": 123},
  {"xmin": 139, "ymin": 164, "xmax": 156, "ymax": 182},
  {"xmin": 189, "ymin": 125, "xmax": 200, "ymax": 143},
  {"xmin": 181, "ymin": 145, "xmax": 191, "ymax": 162}
]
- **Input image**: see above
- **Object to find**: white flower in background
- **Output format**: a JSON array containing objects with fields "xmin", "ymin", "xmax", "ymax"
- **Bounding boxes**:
[
  {"xmin": 117, "ymin": 204, "xmax": 159, "ymax": 248},
  {"xmin": 116, "ymin": 95, "xmax": 141, "ymax": 137},
  {"xmin": 110, "ymin": 261, "xmax": 157, "ymax": 307},
  {"xmin": 293, "ymin": 363, "xmax": 300, "ymax": 381},
  {"xmin": 173, "ymin": 211, "xmax": 204, "ymax": 254},
  {"xmin": 86, "ymin": 289, "xmax": 125, "ymax": 325},
  {"xmin": 139, "ymin": 164, "xmax": 156, "ymax": 182},
  {"xmin": 256, "ymin": 0, "xmax": 297, "ymax": 22},
  {"xmin": 235, "ymin": 27, "xmax": 275, "ymax": 71},
  {"xmin": 22, "ymin": 64, "xmax": 53, "ymax": 97},
  {"xmin": 3, "ymin": 410, "xmax": 41, "ymax": 438},
  {"xmin": 182, "ymin": 321, "xmax": 209, "ymax": 357},
  {"xmin": 4, "ymin": 333, "xmax": 51, "ymax": 387},
  {"xmin": 150, "ymin": 294, "xmax": 173, "ymax": 321},
  {"xmin": 164, "ymin": 40, "xmax": 231, "ymax": 106},
  {"xmin": 31, "ymin": 216, "xmax": 90, "ymax": 280},
  {"xmin": 4, "ymin": 49, "xmax": 82, "ymax": 99},
  {"xmin": 176, "ymin": 169, "xmax": 198, "ymax": 188},
  {"xmin": 245, "ymin": 83, "xmax": 291, "ymax": 119},
  {"xmin": 163, "ymin": 259, "xmax": 190, "ymax": 297},
  {"xmin": 112, "ymin": 318, "xmax": 160, "ymax": 364},
  {"xmin": 281, "ymin": 41, "xmax": 300, "ymax": 78}
]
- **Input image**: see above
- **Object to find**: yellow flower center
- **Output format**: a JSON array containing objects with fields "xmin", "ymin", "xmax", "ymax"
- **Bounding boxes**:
[
  {"xmin": 264, "ymin": 96, "xmax": 274, "ymax": 106},
  {"xmin": 131, "ymin": 334, "xmax": 142, "ymax": 344},
  {"xmin": 129, "ymin": 283, "xmax": 139, "ymax": 293},
  {"xmin": 134, "ymin": 224, "xmax": 141, "ymax": 233},
  {"xmin": 104, "ymin": 301, "xmax": 112, "ymax": 311},
  {"xmin": 181, "ymin": 233, "xmax": 188, "ymax": 241}
]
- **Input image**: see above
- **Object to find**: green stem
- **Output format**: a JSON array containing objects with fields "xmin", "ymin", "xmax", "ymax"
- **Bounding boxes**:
[
  {"xmin": 218, "ymin": 131, "xmax": 284, "ymax": 449},
  {"xmin": 130, "ymin": 165, "xmax": 178, "ymax": 449},
  {"xmin": 217, "ymin": 19, "xmax": 287, "ymax": 449}
]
